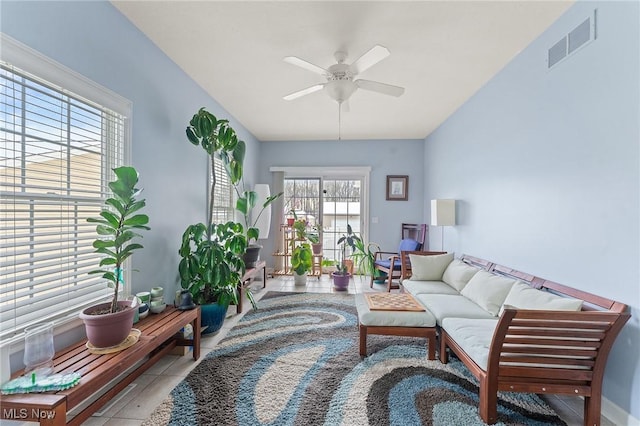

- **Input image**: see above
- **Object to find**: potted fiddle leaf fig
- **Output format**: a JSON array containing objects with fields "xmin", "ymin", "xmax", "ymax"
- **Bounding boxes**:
[
  {"xmin": 81, "ymin": 166, "xmax": 150, "ymax": 348},
  {"xmin": 179, "ymin": 108, "xmax": 253, "ymax": 334}
]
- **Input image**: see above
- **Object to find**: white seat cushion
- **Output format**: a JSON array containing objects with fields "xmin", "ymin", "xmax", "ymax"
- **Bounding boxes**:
[
  {"xmin": 402, "ymin": 279, "xmax": 459, "ymax": 296},
  {"xmin": 414, "ymin": 294, "xmax": 495, "ymax": 326},
  {"xmin": 354, "ymin": 294, "xmax": 436, "ymax": 328},
  {"xmin": 441, "ymin": 317, "xmax": 499, "ymax": 371}
]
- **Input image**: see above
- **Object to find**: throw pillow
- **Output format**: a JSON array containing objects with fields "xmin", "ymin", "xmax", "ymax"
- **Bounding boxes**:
[
  {"xmin": 409, "ymin": 253, "xmax": 454, "ymax": 281},
  {"xmin": 460, "ymin": 270, "xmax": 516, "ymax": 316},
  {"xmin": 499, "ymin": 281, "xmax": 583, "ymax": 315},
  {"xmin": 442, "ymin": 259, "xmax": 480, "ymax": 291}
]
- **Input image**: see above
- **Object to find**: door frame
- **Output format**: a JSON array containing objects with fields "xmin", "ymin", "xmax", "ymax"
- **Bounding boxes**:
[{"xmin": 269, "ymin": 166, "xmax": 371, "ymax": 242}]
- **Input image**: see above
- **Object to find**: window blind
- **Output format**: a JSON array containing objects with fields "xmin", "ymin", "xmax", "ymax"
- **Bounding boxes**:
[
  {"xmin": 0, "ymin": 61, "xmax": 127, "ymax": 341},
  {"xmin": 210, "ymin": 157, "xmax": 234, "ymax": 223}
]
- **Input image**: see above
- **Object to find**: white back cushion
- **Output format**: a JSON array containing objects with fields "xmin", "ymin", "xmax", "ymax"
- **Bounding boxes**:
[
  {"xmin": 460, "ymin": 270, "xmax": 516, "ymax": 316},
  {"xmin": 409, "ymin": 253, "xmax": 454, "ymax": 281},
  {"xmin": 499, "ymin": 281, "xmax": 583, "ymax": 315},
  {"xmin": 442, "ymin": 259, "xmax": 480, "ymax": 292}
]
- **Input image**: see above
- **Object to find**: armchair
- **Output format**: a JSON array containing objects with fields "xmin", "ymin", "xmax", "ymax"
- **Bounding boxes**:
[{"xmin": 370, "ymin": 239, "xmax": 421, "ymax": 291}]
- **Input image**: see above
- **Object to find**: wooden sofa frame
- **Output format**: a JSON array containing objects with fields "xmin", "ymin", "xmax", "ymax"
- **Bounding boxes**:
[{"xmin": 436, "ymin": 254, "xmax": 630, "ymax": 426}]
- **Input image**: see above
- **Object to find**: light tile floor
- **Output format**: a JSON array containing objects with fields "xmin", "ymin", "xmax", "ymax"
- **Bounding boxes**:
[{"xmin": 82, "ymin": 274, "xmax": 612, "ymax": 426}]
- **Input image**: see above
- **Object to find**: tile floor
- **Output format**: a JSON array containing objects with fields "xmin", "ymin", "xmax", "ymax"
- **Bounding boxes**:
[{"xmin": 80, "ymin": 274, "xmax": 613, "ymax": 426}]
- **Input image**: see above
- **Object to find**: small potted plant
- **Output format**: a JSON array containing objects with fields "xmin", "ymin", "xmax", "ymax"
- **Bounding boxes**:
[
  {"xmin": 332, "ymin": 224, "xmax": 360, "ymax": 290},
  {"xmin": 291, "ymin": 243, "xmax": 313, "ymax": 286},
  {"xmin": 81, "ymin": 166, "xmax": 150, "ymax": 348},
  {"xmin": 308, "ymin": 224, "xmax": 323, "ymax": 255},
  {"xmin": 292, "ymin": 215, "xmax": 308, "ymax": 241}
]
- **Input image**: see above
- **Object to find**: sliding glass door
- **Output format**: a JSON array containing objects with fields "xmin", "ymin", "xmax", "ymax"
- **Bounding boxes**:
[{"xmin": 284, "ymin": 176, "xmax": 364, "ymax": 263}]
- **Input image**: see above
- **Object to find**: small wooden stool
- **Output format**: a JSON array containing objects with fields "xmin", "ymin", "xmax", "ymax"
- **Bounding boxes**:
[{"xmin": 355, "ymin": 293, "xmax": 437, "ymax": 359}]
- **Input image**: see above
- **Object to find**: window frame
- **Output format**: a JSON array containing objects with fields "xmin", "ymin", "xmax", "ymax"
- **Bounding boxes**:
[{"xmin": 0, "ymin": 34, "xmax": 132, "ymax": 349}]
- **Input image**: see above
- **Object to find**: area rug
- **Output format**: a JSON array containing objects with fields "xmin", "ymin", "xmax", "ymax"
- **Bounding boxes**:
[{"xmin": 144, "ymin": 291, "xmax": 566, "ymax": 426}]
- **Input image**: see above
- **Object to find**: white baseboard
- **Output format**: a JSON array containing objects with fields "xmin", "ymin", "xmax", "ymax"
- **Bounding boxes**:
[{"xmin": 602, "ymin": 395, "xmax": 640, "ymax": 426}]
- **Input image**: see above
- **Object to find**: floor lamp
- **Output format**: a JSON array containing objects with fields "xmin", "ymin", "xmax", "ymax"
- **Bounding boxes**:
[{"xmin": 430, "ymin": 199, "xmax": 456, "ymax": 251}]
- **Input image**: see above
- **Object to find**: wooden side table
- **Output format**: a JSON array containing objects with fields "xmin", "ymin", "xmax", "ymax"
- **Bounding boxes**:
[{"xmin": 237, "ymin": 260, "xmax": 266, "ymax": 313}]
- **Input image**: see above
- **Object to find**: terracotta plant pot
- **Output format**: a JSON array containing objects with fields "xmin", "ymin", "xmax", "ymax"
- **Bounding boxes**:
[
  {"xmin": 80, "ymin": 301, "xmax": 136, "ymax": 348},
  {"xmin": 311, "ymin": 243, "xmax": 323, "ymax": 255},
  {"xmin": 343, "ymin": 259, "xmax": 354, "ymax": 275},
  {"xmin": 332, "ymin": 272, "xmax": 351, "ymax": 291}
]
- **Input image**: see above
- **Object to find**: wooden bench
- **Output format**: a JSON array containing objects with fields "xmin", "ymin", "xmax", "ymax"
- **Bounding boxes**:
[
  {"xmin": 0, "ymin": 306, "xmax": 201, "ymax": 426},
  {"xmin": 438, "ymin": 254, "xmax": 630, "ymax": 426}
]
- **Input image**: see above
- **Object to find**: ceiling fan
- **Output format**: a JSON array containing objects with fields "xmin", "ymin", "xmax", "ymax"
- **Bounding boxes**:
[{"xmin": 282, "ymin": 45, "xmax": 405, "ymax": 109}]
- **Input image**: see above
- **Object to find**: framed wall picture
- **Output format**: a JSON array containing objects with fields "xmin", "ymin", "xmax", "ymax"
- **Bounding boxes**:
[{"xmin": 386, "ymin": 175, "xmax": 408, "ymax": 201}]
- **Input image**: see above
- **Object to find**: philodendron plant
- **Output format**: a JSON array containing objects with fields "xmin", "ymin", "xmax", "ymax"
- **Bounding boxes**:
[
  {"xmin": 179, "ymin": 108, "xmax": 255, "ymax": 308},
  {"xmin": 88, "ymin": 166, "xmax": 150, "ymax": 314}
]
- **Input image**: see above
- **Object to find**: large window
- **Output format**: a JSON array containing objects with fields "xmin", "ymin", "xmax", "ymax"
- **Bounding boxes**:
[{"xmin": 0, "ymin": 37, "xmax": 130, "ymax": 342}]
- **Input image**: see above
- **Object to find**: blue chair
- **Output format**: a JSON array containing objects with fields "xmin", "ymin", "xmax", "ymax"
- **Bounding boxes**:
[{"xmin": 370, "ymin": 238, "xmax": 422, "ymax": 291}]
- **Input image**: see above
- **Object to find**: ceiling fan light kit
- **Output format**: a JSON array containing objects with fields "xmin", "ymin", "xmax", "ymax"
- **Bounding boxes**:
[{"xmin": 283, "ymin": 44, "xmax": 405, "ymax": 105}]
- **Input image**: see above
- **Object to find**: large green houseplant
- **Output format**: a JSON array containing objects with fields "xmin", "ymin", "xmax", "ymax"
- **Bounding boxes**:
[
  {"xmin": 81, "ymin": 166, "xmax": 150, "ymax": 348},
  {"xmin": 178, "ymin": 108, "xmax": 254, "ymax": 333}
]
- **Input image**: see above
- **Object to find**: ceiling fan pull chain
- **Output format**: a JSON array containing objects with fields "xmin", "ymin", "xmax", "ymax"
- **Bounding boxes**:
[{"xmin": 338, "ymin": 102, "xmax": 342, "ymax": 140}]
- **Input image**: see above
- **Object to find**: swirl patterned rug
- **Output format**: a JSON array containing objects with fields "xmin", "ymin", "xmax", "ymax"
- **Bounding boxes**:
[{"xmin": 144, "ymin": 291, "xmax": 566, "ymax": 426}]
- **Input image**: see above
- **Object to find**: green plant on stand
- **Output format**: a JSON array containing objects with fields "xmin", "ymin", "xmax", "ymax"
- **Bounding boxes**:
[{"xmin": 291, "ymin": 243, "xmax": 313, "ymax": 286}]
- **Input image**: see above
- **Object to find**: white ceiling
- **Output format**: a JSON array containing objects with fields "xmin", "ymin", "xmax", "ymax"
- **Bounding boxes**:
[{"xmin": 112, "ymin": 1, "xmax": 573, "ymax": 141}]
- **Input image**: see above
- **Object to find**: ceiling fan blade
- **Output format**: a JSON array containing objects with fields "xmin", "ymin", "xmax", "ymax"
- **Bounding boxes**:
[
  {"xmin": 355, "ymin": 79, "xmax": 405, "ymax": 97},
  {"xmin": 283, "ymin": 56, "xmax": 328, "ymax": 76},
  {"xmin": 349, "ymin": 45, "xmax": 390, "ymax": 75},
  {"xmin": 283, "ymin": 84, "xmax": 325, "ymax": 101}
]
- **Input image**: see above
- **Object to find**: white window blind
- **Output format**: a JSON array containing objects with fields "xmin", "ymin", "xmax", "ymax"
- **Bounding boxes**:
[
  {"xmin": 210, "ymin": 157, "xmax": 234, "ymax": 223},
  {"xmin": 0, "ymin": 40, "xmax": 129, "ymax": 342}
]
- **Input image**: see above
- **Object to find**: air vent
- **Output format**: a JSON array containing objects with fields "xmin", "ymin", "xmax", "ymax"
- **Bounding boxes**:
[
  {"xmin": 547, "ymin": 9, "xmax": 597, "ymax": 69},
  {"xmin": 548, "ymin": 37, "xmax": 567, "ymax": 68}
]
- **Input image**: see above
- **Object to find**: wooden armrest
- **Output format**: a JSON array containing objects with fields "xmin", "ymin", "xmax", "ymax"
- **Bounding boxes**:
[{"xmin": 486, "ymin": 309, "xmax": 631, "ymax": 378}]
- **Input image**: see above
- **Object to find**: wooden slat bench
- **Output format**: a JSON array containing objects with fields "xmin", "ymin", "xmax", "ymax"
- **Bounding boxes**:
[
  {"xmin": 438, "ymin": 254, "xmax": 630, "ymax": 426},
  {"xmin": 0, "ymin": 305, "xmax": 200, "ymax": 426}
]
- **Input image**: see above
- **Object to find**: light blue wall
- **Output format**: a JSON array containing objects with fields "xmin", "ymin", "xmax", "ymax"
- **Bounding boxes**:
[
  {"xmin": 424, "ymin": 1, "xmax": 639, "ymax": 417},
  {"xmin": 1, "ymin": 0, "xmax": 261, "ymax": 371},
  {"xmin": 257, "ymin": 139, "xmax": 426, "ymax": 260},
  {"xmin": 1, "ymin": 0, "xmax": 261, "ymax": 298}
]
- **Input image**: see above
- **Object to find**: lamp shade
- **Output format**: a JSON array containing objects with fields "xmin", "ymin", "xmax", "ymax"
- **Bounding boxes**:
[
  {"xmin": 252, "ymin": 184, "xmax": 271, "ymax": 239},
  {"xmin": 431, "ymin": 199, "xmax": 456, "ymax": 226}
]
